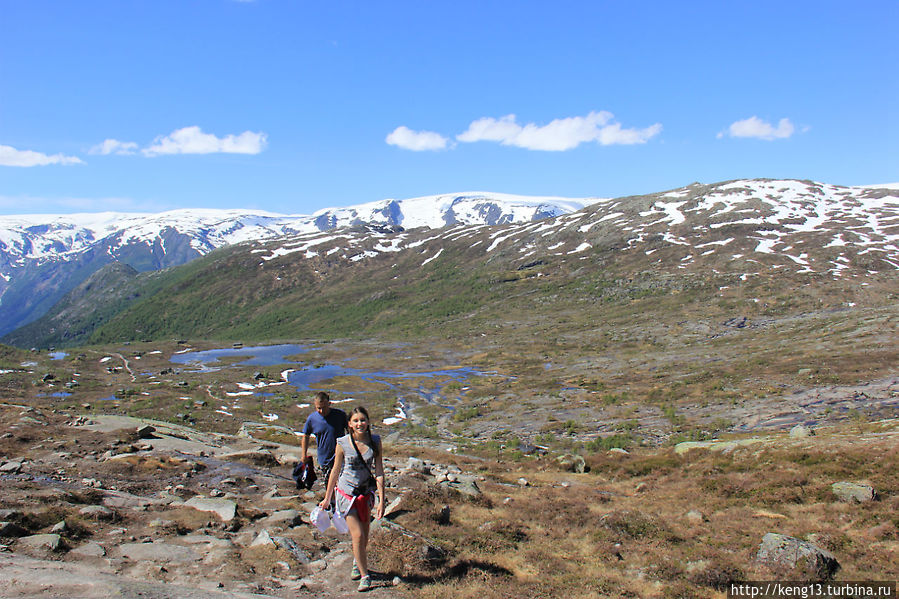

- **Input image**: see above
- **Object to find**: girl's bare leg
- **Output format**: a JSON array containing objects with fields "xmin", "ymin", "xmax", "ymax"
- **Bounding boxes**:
[{"xmin": 345, "ymin": 512, "xmax": 369, "ymax": 576}]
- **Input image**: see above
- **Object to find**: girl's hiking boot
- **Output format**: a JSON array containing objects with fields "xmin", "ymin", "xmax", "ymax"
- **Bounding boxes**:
[
  {"xmin": 357, "ymin": 575, "xmax": 371, "ymax": 592},
  {"xmin": 350, "ymin": 563, "xmax": 361, "ymax": 580}
]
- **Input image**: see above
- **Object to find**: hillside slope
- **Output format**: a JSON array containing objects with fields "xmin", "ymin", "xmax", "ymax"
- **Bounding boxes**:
[
  {"xmin": 0, "ymin": 193, "xmax": 594, "ymax": 337},
  {"xmin": 70, "ymin": 179, "xmax": 896, "ymax": 345}
]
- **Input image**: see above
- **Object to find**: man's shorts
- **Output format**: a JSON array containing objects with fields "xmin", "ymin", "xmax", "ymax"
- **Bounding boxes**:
[{"xmin": 320, "ymin": 462, "xmax": 334, "ymax": 489}]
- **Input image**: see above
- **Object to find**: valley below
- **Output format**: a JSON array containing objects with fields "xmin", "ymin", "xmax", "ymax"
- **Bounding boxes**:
[{"xmin": 1, "ymin": 315, "xmax": 897, "ymax": 598}]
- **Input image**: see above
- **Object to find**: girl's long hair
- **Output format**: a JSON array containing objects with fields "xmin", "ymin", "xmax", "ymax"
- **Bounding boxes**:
[{"xmin": 350, "ymin": 406, "xmax": 378, "ymax": 459}]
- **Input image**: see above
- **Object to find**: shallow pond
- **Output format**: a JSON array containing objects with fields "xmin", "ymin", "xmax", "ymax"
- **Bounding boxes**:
[
  {"xmin": 170, "ymin": 344, "xmax": 312, "ymax": 371},
  {"xmin": 169, "ymin": 344, "xmax": 497, "ymax": 412}
]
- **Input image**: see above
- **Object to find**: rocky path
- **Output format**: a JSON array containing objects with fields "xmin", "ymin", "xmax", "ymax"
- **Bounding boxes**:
[{"xmin": 0, "ymin": 409, "xmax": 479, "ymax": 599}]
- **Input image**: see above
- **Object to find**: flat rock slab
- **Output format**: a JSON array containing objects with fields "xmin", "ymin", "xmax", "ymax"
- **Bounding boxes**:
[
  {"xmin": 17, "ymin": 534, "xmax": 68, "ymax": 553},
  {"xmin": 832, "ymin": 482, "xmax": 876, "ymax": 503},
  {"xmin": 184, "ymin": 497, "xmax": 238, "ymax": 521},
  {"xmin": 0, "ymin": 553, "xmax": 285, "ymax": 598},
  {"xmin": 81, "ymin": 415, "xmax": 246, "ymax": 457},
  {"xmin": 178, "ymin": 534, "xmax": 235, "ymax": 548},
  {"xmin": 0, "ymin": 460, "xmax": 23, "ymax": 473},
  {"xmin": 674, "ymin": 438, "xmax": 766, "ymax": 456},
  {"xmin": 79, "ymin": 505, "xmax": 117, "ymax": 520},
  {"xmin": 118, "ymin": 541, "xmax": 201, "ymax": 564},
  {"xmin": 102, "ymin": 488, "xmax": 177, "ymax": 509},
  {"xmin": 71, "ymin": 541, "xmax": 107, "ymax": 558},
  {"xmin": 260, "ymin": 509, "xmax": 302, "ymax": 527}
]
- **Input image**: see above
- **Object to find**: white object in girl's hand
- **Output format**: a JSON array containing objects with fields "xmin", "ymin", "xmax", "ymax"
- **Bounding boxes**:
[
  {"xmin": 310, "ymin": 506, "xmax": 331, "ymax": 532},
  {"xmin": 330, "ymin": 508, "xmax": 349, "ymax": 533}
]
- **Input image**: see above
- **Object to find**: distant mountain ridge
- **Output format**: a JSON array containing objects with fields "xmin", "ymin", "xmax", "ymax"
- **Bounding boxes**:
[
  {"xmin": 0, "ymin": 192, "xmax": 599, "ymax": 338},
  {"xmin": 5, "ymin": 178, "xmax": 898, "ymax": 349}
]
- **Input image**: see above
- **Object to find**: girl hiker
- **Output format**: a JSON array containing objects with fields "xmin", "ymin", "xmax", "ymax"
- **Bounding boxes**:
[{"xmin": 319, "ymin": 406, "xmax": 385, "ymax": 592}]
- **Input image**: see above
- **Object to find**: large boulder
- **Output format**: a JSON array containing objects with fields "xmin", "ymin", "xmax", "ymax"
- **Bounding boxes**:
[
  {"xmin": 831, "ymin": 482, "xmax": 876, "ymax": 503},
  {"xmin": 17, "ymin": 534, "xmax": 68, "ymax": 553},
  {"xmin": 555, "ymin": 453, "xmax": 586, "ymax": 473},
  {"xmin": 756, "ymin": 533, "xmax": 840, "ymax": 580},
  {"xmin": 789, "ymin": 424, "xmax": 815, "ymax": 438},
  {"xmin": 442, "ymin": 475, "xmax": 482, "ymax": 497}
]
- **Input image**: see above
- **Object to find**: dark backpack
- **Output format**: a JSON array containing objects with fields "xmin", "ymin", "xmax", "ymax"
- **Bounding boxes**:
[{"xmin": 292, "ymin": 457, "xmax": 316, "ymax": 490}]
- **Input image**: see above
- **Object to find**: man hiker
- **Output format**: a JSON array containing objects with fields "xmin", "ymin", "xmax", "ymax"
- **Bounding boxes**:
[{"xmin": 301, "ymin": 391, "xmax": 348, "ymax": 489}]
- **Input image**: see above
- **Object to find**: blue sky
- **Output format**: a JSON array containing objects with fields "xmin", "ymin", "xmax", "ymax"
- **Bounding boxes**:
[{"xmin": 1, "ymin": 1, "xmax": 896, "ymax": 216}]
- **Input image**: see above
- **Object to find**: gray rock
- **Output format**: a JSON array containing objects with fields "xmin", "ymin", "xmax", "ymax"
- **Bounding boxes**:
[
  {"xmin": 261, "ymin": 509, "xmax": 302, "ymax": 527},
  {"xmin": 250, "ymin": 530, "xmax": 274, "ymax": 547},
  {"xmin": 831, "ymin": 482, "xmax": 876, "ymax": 503},
  {"xmin": 79, "ymin": 505, "xmax": 116, "ymax": 521},
  {"xmin": 684, "ymin": 510, "xmax": 706, "ymax": 524},
  {"xmin": 444, "ymin": 475, "xmax": 481, "ymax": 497},
  {"xmin": 272, "ymin": 535, "xmax": 311, "ymax": 564},
  {"xmin": 0, "ymin": 509, "xmax": 22, "ymax": 520},
  {"xmin": 71, "ymin": 541, "xmax": 107, "ymax": 557},
  {"xmin": 17, "ymin": 534, "xmax": 68, "ymax": 553},
  {"xmin": 118, "ymin": 542, "xmax": 200, "ymax": 563},
  {"xmin": 790, "ymin": 424, "xmax": 815, "ymax": 438},
  {"xmin": 555, "ymin": 453, "xmax": 586, "ymax": 473},
  {"xmin": 307, "ymin": 559, "xmax": 328, "ymax": 572},
  {"xmin": 406, "ymin": 457, "xmax": 428, "ymax": 474},
  {"xmin": 383, "ymin": 495, "xmax": 405, "ymax": 518},
  {"xmin": 183, "ymin": 497, "xmax": 237, "ymax": 521},
  {"xmin": 0, "ymin": 460, "xmax": 23, "ymax": 474},
  {"xmin": 135, "ymin": 425, "xmax": 156, "ymax": 439},
  {"xmin": 756, "ymin": 533, "xmax": 840, "ymax": 580},
  {"xmin": 50, "ymin": 521, "xmax": 68, "ymax": 534}
]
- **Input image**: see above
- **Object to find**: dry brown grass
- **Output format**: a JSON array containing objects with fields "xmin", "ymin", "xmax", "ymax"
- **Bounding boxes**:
[{"xmin": 371, "ymin": 424, "xmax": 899, "ymax": 598}]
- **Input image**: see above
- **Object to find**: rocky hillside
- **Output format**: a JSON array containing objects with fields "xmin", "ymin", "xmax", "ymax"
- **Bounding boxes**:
[
  {"xmin": 10, "ymin": 178, "xmax": 897, "ymax": 351},
  {"xmin": 0, "ymin": 193, "xmax": 595, "ymax": 338}
]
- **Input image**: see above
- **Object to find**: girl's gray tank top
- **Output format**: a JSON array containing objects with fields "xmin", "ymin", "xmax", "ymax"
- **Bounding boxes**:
[{"xmin": 336, "ymin": 434, "xmax": 379, "ymax": 493}]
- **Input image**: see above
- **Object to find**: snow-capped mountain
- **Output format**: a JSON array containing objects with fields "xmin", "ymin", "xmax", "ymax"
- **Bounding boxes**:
[
  {"xmin": 5, "ymin": 178, "xmax": 899, "ymax": 349},
  {"xmin": 0, "ymin": 192, "xmax": 598, "ymax": 266},
  {"xmin": 249, "ymin": 179, "xmax": 899, "ymax": 277},
  {"xmin": 0, "ymin": 192, "xmax": 599, "ymax": 337}
]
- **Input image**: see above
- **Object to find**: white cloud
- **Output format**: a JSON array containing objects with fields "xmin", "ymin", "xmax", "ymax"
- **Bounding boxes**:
[
  {"xmin": 89, "ymin": 139, "xmax": 139, "ymax": 155},
  {"xmin": 719, "ymin": 116, "xmax": 795, "ymax": 141},
  {"xmin": 385, "ymin": 126, "xmax": 449, "ymax": 151},
  {"xmin": 456, "ymin": 111, "xmax": 662, "ymax": 151},
  {"xmin": 142, "ymin": 126, "xmax": 268, "ymax": 156},
  {"xmin": 0, "ymin": 144, "xmax": 84, "ymax": 167}
]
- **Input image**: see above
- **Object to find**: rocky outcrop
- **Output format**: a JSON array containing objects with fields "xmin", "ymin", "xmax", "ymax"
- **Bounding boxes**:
[
  {"xmin": 756, "ymin": 533, "xmax": 840, "ymax": 580},
  {"xmin": 831, "ymin": 482, "xmax": 876, "ymax": 503}
]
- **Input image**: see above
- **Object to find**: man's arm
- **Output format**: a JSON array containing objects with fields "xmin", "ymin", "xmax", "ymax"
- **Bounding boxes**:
[{"xmin": 301, "ymin": 433, "xmax": 309, "ymax": 461}]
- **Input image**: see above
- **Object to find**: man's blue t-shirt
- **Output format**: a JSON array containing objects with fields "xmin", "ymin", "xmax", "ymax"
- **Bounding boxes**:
[{"xmin": 302, "ymin": 409, "xmax": 347, "ymax": 468}]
